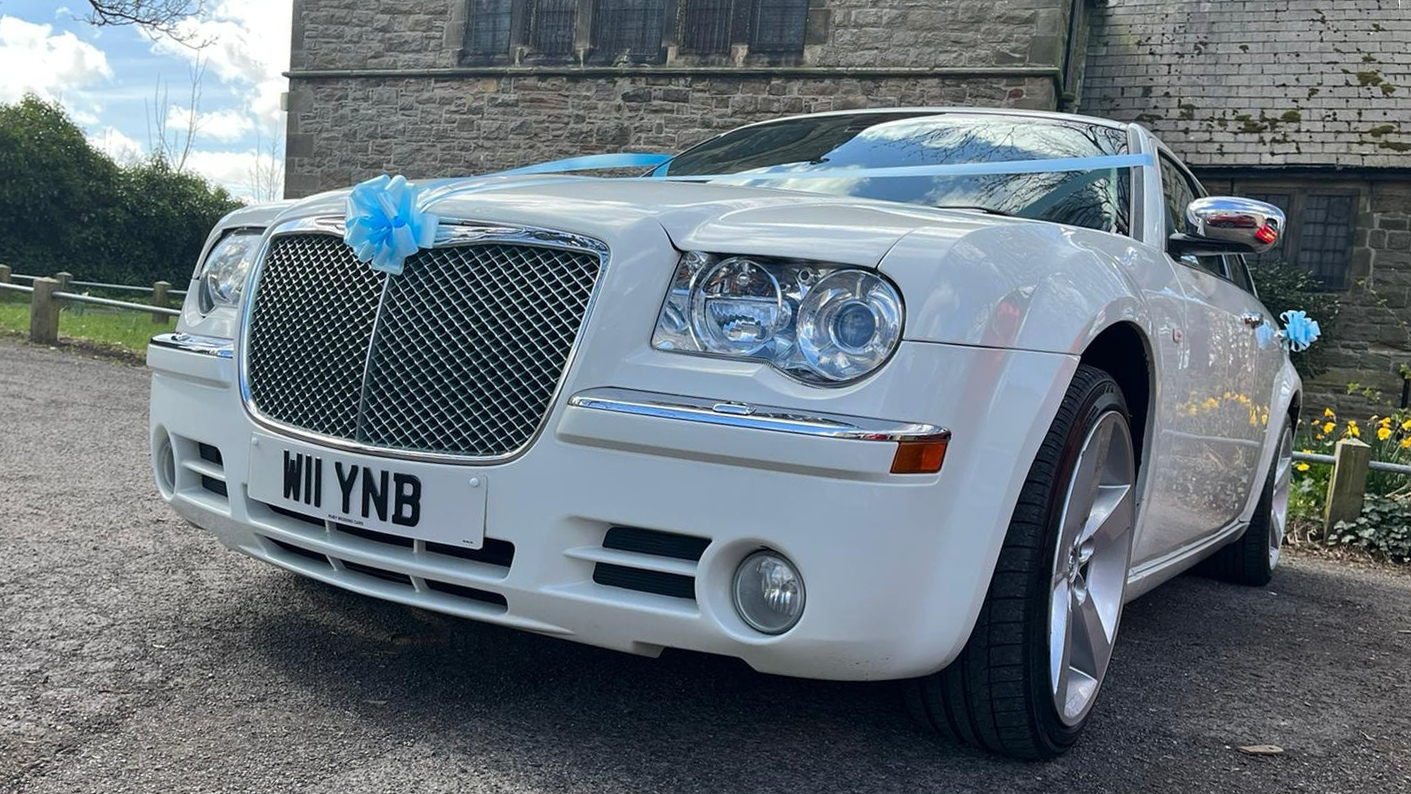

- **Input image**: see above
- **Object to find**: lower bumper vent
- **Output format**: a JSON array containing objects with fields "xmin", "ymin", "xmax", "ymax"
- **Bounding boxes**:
[
  {"xmin": 252, "ymin": 500, "xmax": 513, "ymax": 614},
  {"xmin": 591, "ymin": 526, "xmax": 710, "ymax": 601}
]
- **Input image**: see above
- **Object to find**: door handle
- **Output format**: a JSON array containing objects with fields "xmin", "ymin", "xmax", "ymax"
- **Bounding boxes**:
[{"xmin": 1240, "ymin": 312, "xmax": 1264, "ymax": 327}]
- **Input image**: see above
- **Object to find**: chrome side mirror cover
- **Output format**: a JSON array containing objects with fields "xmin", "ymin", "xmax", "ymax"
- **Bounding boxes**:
[{"xmin": 1170, "ymin": 197, "xmax": 1286, "ymax": 257}]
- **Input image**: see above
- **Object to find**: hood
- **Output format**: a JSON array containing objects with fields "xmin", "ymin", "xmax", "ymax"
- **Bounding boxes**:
[{"xmin": 270, "ymin": 175, "xmax": 1017, "ymax": 268}]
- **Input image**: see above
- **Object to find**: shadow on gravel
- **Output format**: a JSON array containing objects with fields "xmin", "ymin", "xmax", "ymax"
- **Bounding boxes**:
[{"xmin": 190, "ymin": 560, "xmax": 1411, "ymax": 792}]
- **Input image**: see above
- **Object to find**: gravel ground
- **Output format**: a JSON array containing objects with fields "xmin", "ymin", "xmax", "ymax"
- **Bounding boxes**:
[{"xmin": 2, "ymin": 337, "xmax": 1409, "ymax": 793}]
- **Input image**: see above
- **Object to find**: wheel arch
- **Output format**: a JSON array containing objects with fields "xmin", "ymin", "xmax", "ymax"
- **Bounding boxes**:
[{"xmin": 1077, "ymin": 321, "xmax": 1154, "ymax": 475}]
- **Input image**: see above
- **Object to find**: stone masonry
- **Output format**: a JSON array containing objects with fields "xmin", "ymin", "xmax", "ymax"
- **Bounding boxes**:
[
  {"xmin": 284, "ymin": 0, "xmax": 1078, "ymax": 196},
  {"xmin": 1084, "ymin": 0, "xmax": 1411, "ymax": 415}
]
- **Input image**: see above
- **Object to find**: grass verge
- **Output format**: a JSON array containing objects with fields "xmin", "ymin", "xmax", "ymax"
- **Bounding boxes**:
[{"xmin": 0, "ymin": 299, "xmax": 175, "ymax": 358}]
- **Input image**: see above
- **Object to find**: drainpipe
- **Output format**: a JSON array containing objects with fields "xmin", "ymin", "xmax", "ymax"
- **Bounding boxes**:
[{"xmin": 1059, "ymin": 0, "xmax": 1085, "ymax": 112}]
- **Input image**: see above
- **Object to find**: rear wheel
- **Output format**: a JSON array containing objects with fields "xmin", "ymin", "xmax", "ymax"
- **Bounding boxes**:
[
  {"xmin": 906, "ymin": 364, "xmax": 1137, "ymax": 759},
  {"xmin": 1201, "ymin": 419, "xmax": 1293, "ymax": 586}
]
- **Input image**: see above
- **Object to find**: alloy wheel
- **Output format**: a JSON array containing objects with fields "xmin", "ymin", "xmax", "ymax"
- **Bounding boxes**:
[
  {"xmin": 1048, "ymin": 411, "xmax": 1136, "ymax": 727},
  {"xmin": 1268, "ymin": 425, "xmax": 1294, "ymax": 570}
]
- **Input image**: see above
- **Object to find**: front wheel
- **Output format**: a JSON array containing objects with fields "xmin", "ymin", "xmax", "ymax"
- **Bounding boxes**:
[{"xmin": 906, "ymin": 364, "xmax": 1138, "ymax": 759}]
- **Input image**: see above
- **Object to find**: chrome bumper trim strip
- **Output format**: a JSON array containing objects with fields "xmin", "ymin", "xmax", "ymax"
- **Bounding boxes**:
[
  {"xmin": 150, "ymin": 332, "xmax": 234, "ymax": 359},
  {"xmin": 567, "ymin": 387, "xmax": 949, "ymax": 443}
]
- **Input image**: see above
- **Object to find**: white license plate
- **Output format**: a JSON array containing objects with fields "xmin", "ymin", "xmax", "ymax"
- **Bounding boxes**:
[{"xmin": 247, "ymin": 432, "xmax": 487, "ymax": 548}]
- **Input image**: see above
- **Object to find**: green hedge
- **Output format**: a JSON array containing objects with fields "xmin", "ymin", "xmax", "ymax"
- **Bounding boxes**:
[{"xmin": 0, "ymin": 96, "xmax": 242, "ymax": 287}]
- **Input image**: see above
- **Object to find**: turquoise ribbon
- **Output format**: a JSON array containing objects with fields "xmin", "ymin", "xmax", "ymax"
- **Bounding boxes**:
[{"xmin": 489, "ymin": 152, "xmax": 1153, "ymax": 180}]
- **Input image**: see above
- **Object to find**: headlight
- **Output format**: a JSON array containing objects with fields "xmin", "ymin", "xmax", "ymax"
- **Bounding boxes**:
[
  {"xmin": 196, "ymin": 230, "xmax": 262, "ymax": 313},
  {"xmin": 652, "ymin": 252, "xmax": 903, "ymax": 385}
]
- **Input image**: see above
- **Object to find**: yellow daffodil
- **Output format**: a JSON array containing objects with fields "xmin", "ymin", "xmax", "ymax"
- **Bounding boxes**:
[
  {"xmin": 1378, "ymin": 427, "xmax": 1392, "ymax": 441},
  {"xmin": 1323, "ymin": 421, "xmax": 1335, "ymax": 434},
  {"xmin": 1402, "ymin": 419, "xmax": 1411, "ymax": 432},
  {"xmin": 1324, "ymin": 407, "xmax": 1335, "ymax": 418},
  {"xmin": 1347, "ymin": 421, "xmax": 1361, "ymax": 438},
  {"xmin": 1402, "ymin": 437, "xmax": 1411, "ymax": 449},
  {"xmin": 1295, "ymin": 462, "xmax": 1310, "ymax": 472}
]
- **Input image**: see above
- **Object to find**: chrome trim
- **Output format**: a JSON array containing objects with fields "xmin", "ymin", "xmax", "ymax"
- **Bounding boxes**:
[
  {"xmin": 150, "ymin": 332, "xmax": 234, "ymax": 359},
  {"xmin": 237, "ymin": 216, "xmax": 611, "ymax": 465},
  {"xmin": 567, "ymin": 387, "xmax": 950, "ymax": 443}
]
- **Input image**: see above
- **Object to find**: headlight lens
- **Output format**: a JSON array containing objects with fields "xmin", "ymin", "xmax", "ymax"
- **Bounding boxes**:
[
  {"xmin": 196, "ymin": 231, "xmax": 262, "ymax": 313},
  {"xmin": 652, "ymin": 252, "xmax": 903, "ymax": 385}
]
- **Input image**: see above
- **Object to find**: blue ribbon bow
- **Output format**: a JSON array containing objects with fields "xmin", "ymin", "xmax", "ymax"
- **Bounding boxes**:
[
  {"xmin": 343, "ymin": 175, "xmax": 439, "ymax": 275},
  {"xmin": 1280, "ymin": 310, "xmax": 1321, "ymax": 352}
]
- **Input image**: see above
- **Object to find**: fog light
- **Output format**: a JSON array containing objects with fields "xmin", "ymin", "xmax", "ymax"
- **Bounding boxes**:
[
  {"xmin": 732, "ymin": 550, "xmax": 805, "ymax": 634},
  {"xmin": 155, "ymin": 434, "xmax": 176, "ymax": 499}
]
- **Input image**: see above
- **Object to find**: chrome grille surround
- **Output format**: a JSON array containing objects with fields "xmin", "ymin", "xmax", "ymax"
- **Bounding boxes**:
[{"xmin": 239, "ymin": 216, "xmax": 610, "ymax": 463}]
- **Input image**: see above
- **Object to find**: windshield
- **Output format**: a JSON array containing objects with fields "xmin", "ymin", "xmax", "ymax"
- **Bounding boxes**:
[{"xmin": 659, "ymin": 112, "xmax": 1132, "ymax": 235}]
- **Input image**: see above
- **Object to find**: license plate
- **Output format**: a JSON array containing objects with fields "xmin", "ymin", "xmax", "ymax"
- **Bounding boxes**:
[{"xmin": 247, "ymin": 432, "xmax": 487, "ymax": 548}]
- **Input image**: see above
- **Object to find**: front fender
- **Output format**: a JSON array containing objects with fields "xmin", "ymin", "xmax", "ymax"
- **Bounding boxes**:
[{"xmin": 880, "ymin": 222, "xmax": 1169, "ymax": 355}]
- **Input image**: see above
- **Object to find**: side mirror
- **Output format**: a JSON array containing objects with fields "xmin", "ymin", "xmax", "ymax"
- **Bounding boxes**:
[{"xmin": 1169, "ymin": 196, "xmax": 1286, "ymax": 258}]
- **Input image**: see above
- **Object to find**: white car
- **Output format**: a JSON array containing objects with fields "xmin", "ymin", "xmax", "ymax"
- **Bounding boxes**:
[{"xmin": 148, "ymin": 108, "xmax": 1299, "ymax": 758}]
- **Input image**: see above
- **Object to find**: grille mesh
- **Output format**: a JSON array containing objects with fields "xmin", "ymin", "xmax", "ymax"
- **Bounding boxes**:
[
  {"xmin": 246, "ymin": 232, "xmax": 602, "ymax": 457},
  {"xmin": 247, "ymin": 235, "xmax": 383, "ymax": 439}
]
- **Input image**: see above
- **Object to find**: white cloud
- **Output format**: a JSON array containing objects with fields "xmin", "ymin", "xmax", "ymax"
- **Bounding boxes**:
[
  {"xmin": 170, "ymin": 104, "xmax": 255, "ymax": 142},
  {"xmin": 0, "ymin": 15, "xmax": 113, "ymax": 104},
  {"xmin": 186, "ymin": 146, "xmax": 282, "ymax": 202},
  {"xmin": 153, "ymin": 0, "xmax": 290, "ymax": 132},
  {"xmin": 89, "ymin": 126, "xmax": 146, "ymax": 163}
]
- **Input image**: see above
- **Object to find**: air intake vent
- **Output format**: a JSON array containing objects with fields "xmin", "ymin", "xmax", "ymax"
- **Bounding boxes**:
[
  {"xmin": 603, "ymin": 526, "xmax": 710, "ymax": 561},
  {"xmin": 590, "ymin": 527, "xmax": 710, "ymax": 600}
]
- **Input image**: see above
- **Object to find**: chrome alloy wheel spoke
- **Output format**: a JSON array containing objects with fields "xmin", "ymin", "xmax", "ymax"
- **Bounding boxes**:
[
  {"xmin": 1269, "ymin": 425, "xmax": 1294, "ymax": 569},
  {"xmin": 1048, "ymin": 411, "xmax": 1136, "ymax": 727}
]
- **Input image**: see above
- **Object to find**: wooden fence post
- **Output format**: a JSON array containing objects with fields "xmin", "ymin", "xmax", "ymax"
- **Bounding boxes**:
[
  {"xmin": 1324, "ymin": 437, "xmax": 1371, "ymax": 530},
  {"xmin": 0, "ymin": 264, "xmax": 10, "ymax": 283},
  {"xmin": 54, "ymin": 271, "xmax": 72, "ymax": 292},
  {"xmin": 30, "ymin": 277, "xmax": 60, "ymax": 345},
  {"xmin": 152, "ymin": 281, "xmax": 171, "ymax": 323}
]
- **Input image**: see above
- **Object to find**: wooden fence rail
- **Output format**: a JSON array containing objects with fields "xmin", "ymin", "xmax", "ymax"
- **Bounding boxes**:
[{"xmin": 0, "ymin": 268, "xmax": 182, "ymax": 345}]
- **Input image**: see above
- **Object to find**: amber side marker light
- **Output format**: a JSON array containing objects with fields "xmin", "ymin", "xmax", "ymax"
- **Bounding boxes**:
[{"xmin": 891, "ymin": 439, "xmax": 948, "ymax": 474}]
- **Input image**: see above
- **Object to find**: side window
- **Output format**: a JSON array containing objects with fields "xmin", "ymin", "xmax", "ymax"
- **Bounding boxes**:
[
  {"xmin": 1228, "ymin": 254, "xmax": 1256, "ymax": 295},
  {"xmin": 1158, "ymin": 154, "xmax": 1227, "ymax": 279}
]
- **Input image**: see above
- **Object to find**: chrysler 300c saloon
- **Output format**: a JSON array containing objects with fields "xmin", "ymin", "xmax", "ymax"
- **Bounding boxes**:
[{"xmin": 148, "ymin": 109, "xmax": 1302, "ymax": 758}]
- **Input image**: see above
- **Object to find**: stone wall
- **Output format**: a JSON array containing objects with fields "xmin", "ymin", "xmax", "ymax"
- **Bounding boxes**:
[
  {"xmin": 290, "ymin": 0, "xmax": 1074, "ymax": 72},
  {"xmin": 1082, "ymin": 0, "xmax": 1411, "ymax": 168},
  {"xmin": 284, "ymin": 0, "xmax": 1075, "ymax": 196},
  {"xmin": 284, "ymin": 73, "xmax": 1055, "ymax": 195}
]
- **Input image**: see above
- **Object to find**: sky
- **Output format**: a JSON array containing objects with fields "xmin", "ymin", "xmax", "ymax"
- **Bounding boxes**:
[{"xmin": 0, "ymin": 0, "xmax": 292, "ymax": 201}]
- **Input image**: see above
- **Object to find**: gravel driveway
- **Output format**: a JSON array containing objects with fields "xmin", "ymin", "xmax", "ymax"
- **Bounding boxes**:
[{"xmin": 2, "ymin": 337, "xmax": 1409, "ymax": 793}]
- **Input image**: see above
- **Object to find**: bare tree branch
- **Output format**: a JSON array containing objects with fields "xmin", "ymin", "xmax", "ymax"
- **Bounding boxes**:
[
  {"xmin": 146, "ymin": 53, "xmax": 206, "ymax": 172},
  {"xmin": 247, "ymin": 126, "xmax": 285, "ymax": 202},
  {"xmin": 84, "ymin": 0, "xmax": 207, "ymax": 40}
]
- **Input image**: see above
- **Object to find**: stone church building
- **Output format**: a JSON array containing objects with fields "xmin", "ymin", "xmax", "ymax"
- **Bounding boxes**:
[{"xmin": 283, "ymin": 0, "xmax": 1411, "ymax": 406}]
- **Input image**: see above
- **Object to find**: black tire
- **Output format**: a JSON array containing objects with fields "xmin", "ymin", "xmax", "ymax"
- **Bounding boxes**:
[
  {"xmin": 905, "ymin": 364, "xmax": 1134, "ymax": 759},
  {"xmin": 1199, "ymin": 419, "xmax": 1291, "ymax": 587}
]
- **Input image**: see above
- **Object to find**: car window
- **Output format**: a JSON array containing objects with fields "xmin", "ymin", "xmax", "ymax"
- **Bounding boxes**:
[
  {"xmin": 1158, "ymin": 153, "xmax": 1227, "ymax": 279},
  {"xmin": 1228, "ymin": 254, "xmax": 1256, "ymax": 295},
  {"xmin": 661, "ymin": 113, "xmax": 1133, "ymax": 236}
]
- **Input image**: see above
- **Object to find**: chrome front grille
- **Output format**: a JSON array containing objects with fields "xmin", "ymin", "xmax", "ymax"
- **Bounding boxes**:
[{"xmin": 245, "ymin": 229, "xmax": 603, "ymax": 458}]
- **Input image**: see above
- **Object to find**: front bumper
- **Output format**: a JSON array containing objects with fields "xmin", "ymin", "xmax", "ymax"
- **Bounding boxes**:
[{"xmin": 149, "ymin": 334, "xmax": 1076, "ymax": 681}]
